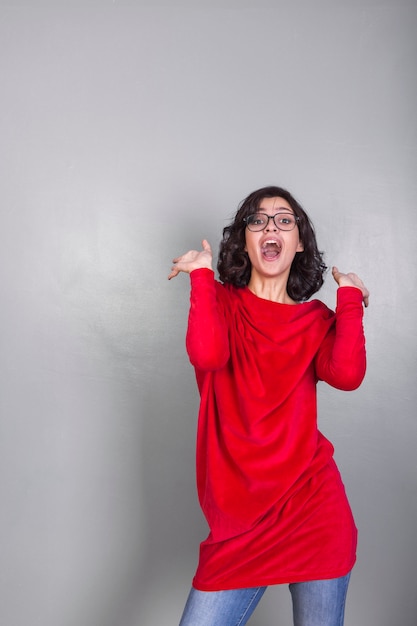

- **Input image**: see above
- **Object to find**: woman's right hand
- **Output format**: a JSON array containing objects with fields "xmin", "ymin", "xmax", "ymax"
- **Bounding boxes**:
[{"xmin": 168, "ymin": 239, "xmax": 213, "ymax": 280}]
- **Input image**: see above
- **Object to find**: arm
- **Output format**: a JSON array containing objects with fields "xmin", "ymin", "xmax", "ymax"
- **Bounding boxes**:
[
  {"xmin": 186, "ymin": 269, "xmax": 230, "ymax": 370},
  {"xmin": 168, "ymin": 240, "xmax": 229, "ymax": 371},
  {"xmin": 315, "ymin": 267, "xmax": 369, "ymax": 390},
  {"xmin": 315, "ymin": 286, "xmax": 366, "ymax": 390}
]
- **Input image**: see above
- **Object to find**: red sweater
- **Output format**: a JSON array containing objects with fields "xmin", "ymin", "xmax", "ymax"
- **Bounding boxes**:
[{"xmin": 186, "ymin": 269, "xmax": 366, "ymax": 591}]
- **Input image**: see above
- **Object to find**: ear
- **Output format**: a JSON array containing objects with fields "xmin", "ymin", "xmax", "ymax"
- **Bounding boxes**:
[{"xmin": 296, "ymin": 239, "xmax": 304, "ymax": 252}]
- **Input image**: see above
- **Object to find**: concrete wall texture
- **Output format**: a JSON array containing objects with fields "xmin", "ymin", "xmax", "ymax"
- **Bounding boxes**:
[{"xmin": 0, "ymin": 1, "xmax": 416, "ymax": 625}]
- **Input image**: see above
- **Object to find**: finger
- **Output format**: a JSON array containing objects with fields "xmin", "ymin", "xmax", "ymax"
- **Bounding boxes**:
[
  {"xmin": 332, "ymin": 266, "xmax": 341, "ymax": 283},
  {"xmin": 167, "ymin": 264, "xmax": 179, "ymax": 280},
  {"xmin": 172, "ymin": 250, "xmax": 190, "ymax": 263},
  {"xmin": 202, "ymin": 239, "xmax": 212, "ymax": 253}
]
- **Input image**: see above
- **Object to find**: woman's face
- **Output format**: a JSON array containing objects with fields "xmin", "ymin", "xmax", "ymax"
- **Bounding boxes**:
[{"xmin": 244, "ymin": 196, "xmax": 304, "ymax": 283}]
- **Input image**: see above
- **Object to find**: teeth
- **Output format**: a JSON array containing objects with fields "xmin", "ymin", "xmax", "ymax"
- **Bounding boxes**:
[{"xmin": 263, "ymin": 240, "xmax": 281, "ymax": 246}]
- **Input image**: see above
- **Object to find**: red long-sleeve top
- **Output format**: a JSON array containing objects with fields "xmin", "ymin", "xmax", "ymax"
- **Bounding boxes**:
[{"xmin": 186, "ymin": 269, "xmax": 366, "ymax": 591}]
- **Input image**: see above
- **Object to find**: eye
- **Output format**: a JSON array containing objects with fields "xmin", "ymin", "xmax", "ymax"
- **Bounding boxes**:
[
  {"xmin": 249, "ymin": 213, "xmax": 266, "ymax": 225},
  {"xmin": 277, "ymin": 215, "xmax": 294, "ymax": 225}
]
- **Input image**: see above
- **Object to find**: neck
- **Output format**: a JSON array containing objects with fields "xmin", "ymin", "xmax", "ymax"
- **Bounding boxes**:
[{"xmin": 247, "ymin": 275, "xmax": 296, "ymax": 304}]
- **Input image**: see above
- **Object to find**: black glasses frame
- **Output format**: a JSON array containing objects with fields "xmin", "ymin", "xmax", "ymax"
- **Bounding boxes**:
[{"xmin": 244, "ymin": 212, "xmax": 300, "ymax": 232}]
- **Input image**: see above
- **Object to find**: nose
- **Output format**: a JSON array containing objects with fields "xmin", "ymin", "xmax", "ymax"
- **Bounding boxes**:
[{"xmin": 265, "ymin": 216, "xmax": 278, "ymax": 231}]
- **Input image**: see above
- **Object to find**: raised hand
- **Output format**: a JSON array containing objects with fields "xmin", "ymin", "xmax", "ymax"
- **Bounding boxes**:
[
  {"xmin": 332, "ymin": 266, "xmax": 370, "ymax": 307},
  {"xmin": 168, "ymin": 239, "xmax": 213, "ymax": 280}
]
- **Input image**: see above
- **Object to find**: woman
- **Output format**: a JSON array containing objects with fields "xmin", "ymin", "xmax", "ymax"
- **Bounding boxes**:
[{"xmin": 168, "ymin": 186, "xmax": 369, "ymax": 626}]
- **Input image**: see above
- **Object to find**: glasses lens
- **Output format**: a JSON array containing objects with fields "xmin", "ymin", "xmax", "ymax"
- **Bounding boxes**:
[
  {"xmin": 274, "ymin": 213, "xmax": 297, "ymax": 230},
  {"xmin": 246, "ymin": 213, "xmax": 267, "ymax": 231}
]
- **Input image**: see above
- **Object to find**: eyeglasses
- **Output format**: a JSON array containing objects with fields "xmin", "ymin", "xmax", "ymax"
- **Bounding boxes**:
[{"xmin": 244, "ymin": 212, "xmax": 300, "ymax": 232}]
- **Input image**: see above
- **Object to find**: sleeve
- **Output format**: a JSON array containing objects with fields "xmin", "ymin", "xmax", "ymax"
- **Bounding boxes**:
[
  {"xmin": 314, "ymin": 286, "xmax": 366, "ymax": 391},
  {"xmin": 185, "ymin": 268, "xmax": 230, "ymax": 371}
]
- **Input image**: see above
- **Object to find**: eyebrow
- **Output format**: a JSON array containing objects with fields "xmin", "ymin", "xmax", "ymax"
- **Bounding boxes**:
[{"xmin": 257, "ymin": 207, "xmax": 294, "ymax": 213}]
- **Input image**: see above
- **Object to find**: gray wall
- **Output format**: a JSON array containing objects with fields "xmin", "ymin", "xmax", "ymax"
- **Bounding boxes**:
[{"xmin": 1, "ymin": 1, "xmax": 416, "ymax": 625}]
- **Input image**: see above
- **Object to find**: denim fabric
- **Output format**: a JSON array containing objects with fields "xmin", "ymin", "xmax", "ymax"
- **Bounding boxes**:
[
  {"xmin": 179, "ymin": 573, "xmax": 351, "ymax": 626},
  {"xmin": 179, "ymin": 586, "xmax": 266, "ymax": 626},
  {"xmin": 289, "ymin": 573, "xmax": 351, "ymax": 626}
]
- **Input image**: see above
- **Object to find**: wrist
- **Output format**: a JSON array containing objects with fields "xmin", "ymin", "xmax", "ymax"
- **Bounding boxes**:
[{"xmin": 190, "ymin": 265, "xmax": 213, "ymax": 274}]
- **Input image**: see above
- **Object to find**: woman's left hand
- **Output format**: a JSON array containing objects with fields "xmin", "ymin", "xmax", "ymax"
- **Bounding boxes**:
[{"xmin": 332, "ymin": 266, "xmax": 370, "ymax": 308}]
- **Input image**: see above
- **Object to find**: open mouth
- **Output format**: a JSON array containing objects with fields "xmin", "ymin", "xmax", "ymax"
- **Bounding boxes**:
[{"xmin": 261, "ymin": 239, "xmax": 282, "ymax": 260}]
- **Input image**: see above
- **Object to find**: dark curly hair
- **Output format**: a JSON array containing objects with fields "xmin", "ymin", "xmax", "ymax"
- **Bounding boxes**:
[{"xmin": 217, "ymin": 186, "xmax": 327, "ymax": 301}]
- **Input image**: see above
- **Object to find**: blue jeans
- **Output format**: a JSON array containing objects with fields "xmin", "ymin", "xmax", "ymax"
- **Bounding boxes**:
[{"xmin": 179, "ymin": 573, "xmax": 351, "ymax": 626}]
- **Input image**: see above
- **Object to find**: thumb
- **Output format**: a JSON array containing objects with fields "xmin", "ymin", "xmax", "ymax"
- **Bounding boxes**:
[
  {"xmin": 332, "ymin": 266, "xmax": 341, "ymax": 283},
  {"xmin": 202, "ymin": 239, "xmax": 212, "ymax": 253}
]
